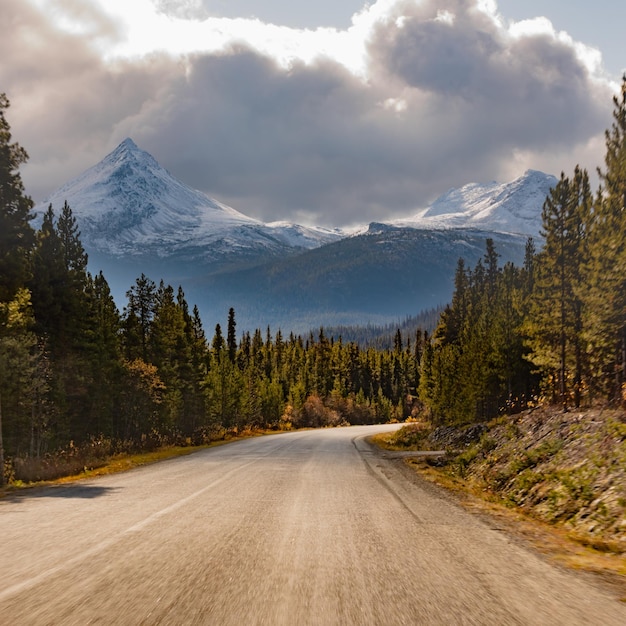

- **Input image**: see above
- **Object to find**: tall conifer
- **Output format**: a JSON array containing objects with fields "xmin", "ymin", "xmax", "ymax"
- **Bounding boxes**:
[
  {"xmin": 0, "ymin": 94, "xmax": 34, "ymax": 301},
  {"xmin": 585, "ymin": 77, "xmax": 626, "ymax": 399}
]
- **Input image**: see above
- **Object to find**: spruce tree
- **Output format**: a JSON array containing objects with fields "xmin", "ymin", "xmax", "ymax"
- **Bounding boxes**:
[
  {"xmin": 585, "ymin": 77, "xmax": 626, "ymax": 399},
  {"xmin": 0, "ymin": 94, "xmax": 34, "ymax": 301},
  {"xmin": 0, "ymin": 289, "xmax": 42, "ymax": 483},
  {"xmin": 124, "ymin": 274, "xmax": 156, "ymax": 362},
  {"xmin": 526, "ymin": 170, "xmax": 589, "ymax": 409},
  {"xmin": 84, "ymin": 271, "xmax": 122, "ymax": 437},
  {"xmin": 227, "ymin": 307, "xmax": 237, "ymax": 364}
]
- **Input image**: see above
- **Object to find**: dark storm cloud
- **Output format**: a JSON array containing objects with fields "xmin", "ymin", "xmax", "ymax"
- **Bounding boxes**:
[
  {"xmin": 2, "ymin": 0, "xmax": 614, "ymax": 226},
  {"xmin": 138, "ymin": 49, "xmax": 412, "ymax": 225},
  {"xmin": 367, "ymin": 0, "xmax": 604, "ymax": 149},
  {"xmin": 137, "ymin": 0, "xmax": 611, "ymax": 225}
]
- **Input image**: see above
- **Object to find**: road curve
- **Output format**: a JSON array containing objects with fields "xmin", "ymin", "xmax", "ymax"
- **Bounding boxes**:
[{"xmin": 1, "ymin": 425, "xmax": 624, "ymax": 625}]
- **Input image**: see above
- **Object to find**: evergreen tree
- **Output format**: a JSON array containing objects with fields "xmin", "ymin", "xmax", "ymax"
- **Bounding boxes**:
[
  {"xmin": 29, "ymin": 203, "xmax": 94, "ymax": 441},
  {"xmin": 30, "ymin": 206, "xmax": 65, "ymax": 345},
  {"xmin": 178, "ymin": 297, "xmax": 208, "ymax": 435},
  {"xmin": 585, "ymin": 77, "xmax": 626, "ymax": 400},
  {"xmin": 84, "ymin": 271, "xmax": 122, "ymax": 437},
  {"xmin": 0, "ymin": 94, "xmax": 34, "ymax": 301},
  {"xmin": 124, "ymin": 274, "xmax": 156, "ymax": 362},
  {"xmin": 0, "ymin": 289, "xmax": 45, "ymax": 481},
  {"xmin": 150, "ymin": 282, "xmax": 189, "ymax": 431},
  {"xmin": 227, "ymin": 307, "xmax": 237, "ymax": 364},
  {"xmin": 526, "ymin": 170, "xmax": 589, "ymax": 409},
  {"xmin": 57, "ymin": 200, "xmax": 88, "ymax": 276},
  {"xmin": 212, "ymin": 323, "xmax": 225, "ymax": 360}
]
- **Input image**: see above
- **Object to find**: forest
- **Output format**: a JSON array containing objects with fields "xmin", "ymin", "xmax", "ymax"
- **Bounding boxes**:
[{"xmin": 1, "ymin": 80, "xmax": 626, "ymax": 485}]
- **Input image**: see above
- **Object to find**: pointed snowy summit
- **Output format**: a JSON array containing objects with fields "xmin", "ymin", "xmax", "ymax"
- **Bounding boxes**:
[
  {"xmin": 36, "ymin": 139, "xmax": 342, "ymax": 258},
  {"xmin": 37, "ymin": 138, "xmax": 261, "ymax": 256}
]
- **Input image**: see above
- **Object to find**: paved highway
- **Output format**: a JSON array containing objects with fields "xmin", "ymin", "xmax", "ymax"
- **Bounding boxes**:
[{"xmin": 1, "ymin": 425, "xmax": 624, "ymax": 625}]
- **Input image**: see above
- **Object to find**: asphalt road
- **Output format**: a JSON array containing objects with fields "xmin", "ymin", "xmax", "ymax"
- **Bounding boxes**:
[{"xmin": 1, "ymin": 425, "xmax": 625, "ymax": 625}]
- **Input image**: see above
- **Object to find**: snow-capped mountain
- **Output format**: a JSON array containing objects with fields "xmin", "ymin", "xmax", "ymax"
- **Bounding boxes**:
[
  {"xmin": 34, "ymin": 139, "xmax": 555, "ymax": 333},
  {"xmin": 35, "ymin": 138, "xmax": 343, "ymax": 261},
  {"xmin": 389, "ymin": 169, "xmax": 557, "ymax": 237}
]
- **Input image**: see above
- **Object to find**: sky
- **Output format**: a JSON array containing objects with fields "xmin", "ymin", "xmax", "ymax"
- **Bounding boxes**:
[{"xmin": 2, "ymin": 0, "xmax": 624, "ymax": 228}]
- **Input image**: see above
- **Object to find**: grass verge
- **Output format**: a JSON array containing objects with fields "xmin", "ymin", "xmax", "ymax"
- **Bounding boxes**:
[{"xmin": 0, "ymin": 429, "xmax": 274, "ymax": 496}]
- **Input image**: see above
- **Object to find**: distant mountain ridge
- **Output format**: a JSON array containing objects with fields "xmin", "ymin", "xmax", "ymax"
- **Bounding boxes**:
[
  {"xmin": 35, "ymin": 140, "xmax": 554, "ymax": 333},
  {"xmin": 388, "ymin": 169, "xmax": 557, "ymax": 237}
]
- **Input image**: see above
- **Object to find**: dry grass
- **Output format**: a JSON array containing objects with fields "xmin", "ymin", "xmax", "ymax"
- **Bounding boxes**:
[
  {"xmin": 370, "ymin": 423, "xmax": 436, "ymax": 451},
  {"xmin": 1, "ymin": 428, "xmax": 276, "ymax": 495}
]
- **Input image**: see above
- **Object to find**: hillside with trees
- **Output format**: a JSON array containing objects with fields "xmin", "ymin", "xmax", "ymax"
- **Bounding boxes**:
[
  {"xmin": 0, "ymin": 92, "xmax": 425, "ymax": 484},
  {"xmin": 1, "ymin": 79, "xmax": 626, "ymax": 488},
  {"xmin": 419, "ymin": 80, "xmax": 626, "ymax": 422}
]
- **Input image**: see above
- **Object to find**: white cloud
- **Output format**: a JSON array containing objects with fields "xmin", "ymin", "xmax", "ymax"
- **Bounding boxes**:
[
  {"xmin": 30, "ymin": 0, "xmax": 369, "ymax": 74},
  {"xmin": 435, "ymin": 10, "xmax": 455, "ymax": 26}
]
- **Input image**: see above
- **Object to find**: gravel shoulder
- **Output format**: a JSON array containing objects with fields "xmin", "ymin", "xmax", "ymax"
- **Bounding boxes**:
[{"xmin": 370, "ymin": 406, "xmax": 626, "ymax": 599}]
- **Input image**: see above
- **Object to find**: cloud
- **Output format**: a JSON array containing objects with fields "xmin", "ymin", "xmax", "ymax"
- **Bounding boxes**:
[
  {"xmin": 2, "ymin": 0, "xmax": 616, "ymax": 227},
  {"xmin": 1, "ymin": 1, "xmax": 180, "ymax": 200},
  {"xmin": 367, "ymin": 1, "xmax": 608, "ymax": 147},
  {"xmin": 152, "ymin": 0, "xmax": 209, "ymax": 20}
]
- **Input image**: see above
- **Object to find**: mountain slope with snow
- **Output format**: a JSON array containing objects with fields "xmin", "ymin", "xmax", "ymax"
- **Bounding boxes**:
[
  {"xmin": 36, "ymin": 138, "xmax": 343, "ymax": 261},
  {"xmin": 34, "ymin": 139, "xmax": 555, "ymax": 332},
  {"xmin": 390, "ymin": 170, "xmax": 556, "ymax": 237}
]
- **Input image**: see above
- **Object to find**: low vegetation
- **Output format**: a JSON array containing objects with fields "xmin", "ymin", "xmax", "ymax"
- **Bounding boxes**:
[
  {"xmin": 375, "ymin": 406, "xmax": 626, "ymax": 559},
  {"xmin": 2, "ymin": 426, "xmax": 276, "ymax": 491}
]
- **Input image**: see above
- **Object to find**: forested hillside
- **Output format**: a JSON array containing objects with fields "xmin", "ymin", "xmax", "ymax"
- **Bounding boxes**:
[
  {"xmin": 1, "ymin": 79, "xmax": 626, "ymax": 486},
  {"xmin": 419, "ymin": 80, "xmax": 626, "ymax": 424}
]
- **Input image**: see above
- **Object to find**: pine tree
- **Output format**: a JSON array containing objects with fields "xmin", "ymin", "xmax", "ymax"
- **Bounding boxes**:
[
  {"xmin": 211, "ymin": 323, "xmax": 225, "ymax": 361},
  {"xmin": 84, "ymin": 271, "xmax": 122, "ymax": 437},
  {"xmin": 150, "ymin": 282, "xmax": 189, "ymax": 430},
  {"xmin": 227, "ymin": 307, "xmax": 237, "ymax": 364},
  {"xmin": 30, "ymin": 203, "xmax": 88, "ymax": 340},
  {"xmin": 0, "ymin": 94, "xmax": 34, "ymax": 301},
  {"xmin": 0, "ymin": 289, "xmax": 44, "ymax": 482},
  {"xmin": 585, "ymin": 77, "xmax": 626, "ymax": 400},
  {"xmin": 483, "ymin": 237, "xmax": 500, "ymax": 302},
  {"xmin": 29, "ymin": 203, "xmax": 94, "ymax": 441},
  {"xmin": 124, "ymin": 274, "xmax": 156, "ymax": 362},
  {"xmin": 526, "ymin": 170, "xmax": 589, "ymax": 409},
  {"xmin": 177, "ymin": 294, "xmax": 208, "ymax": 435},
  {"xmin": 30, "ymin": 206, "xmax": 65, "ymax": 345}
]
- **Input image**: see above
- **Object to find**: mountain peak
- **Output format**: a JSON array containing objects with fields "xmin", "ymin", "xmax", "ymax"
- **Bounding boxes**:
[
  {"xmin": 392, "ymin": 170, "xmax": 557, "ymax": 237},
  {"xmin": 35, "ymin": 140, "xmax": 342, "ymax": 259},
  {"xmin": 35, "ymin": 139, "xmax": 262, "ymax": 256},
  {"xmin": 119, "ymin": 137, "xmax": 138, "ymax": 150},
  {"xmin": 104, "ymin": 137, "xmax": 159, "ymax": 170},
  {"xmin": 108, "ymin": 137, "xmax": 142, "ymax": 159},
  {"xmin": 522, "ymin": 168, "xmax": 550, "ymax": 179}
]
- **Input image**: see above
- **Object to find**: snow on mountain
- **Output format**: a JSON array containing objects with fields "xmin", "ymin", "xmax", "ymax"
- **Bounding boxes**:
[
  {"xmin": 35, "ymin": 138, "xmax": 343, "ymax": 259},
  {"xmin": 265, "ymin": 221, "xmax": 345, "ymax": 248},
  {"xmin": 35, "ymin": 137, "xmax": 554, "ymax": 280},
  {"xmin": 32, "ymin": 139, "xmax": 554, "ymax": 332},
  {"xmin": 390, "ymin": 170, "xmax": 557, "ymax": 237}
]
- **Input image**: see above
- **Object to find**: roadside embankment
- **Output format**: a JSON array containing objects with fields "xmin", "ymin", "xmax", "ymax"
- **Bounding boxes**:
[{"xmin": 373, "ymin": 406, "xmax": 626, "ymax": 582}]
